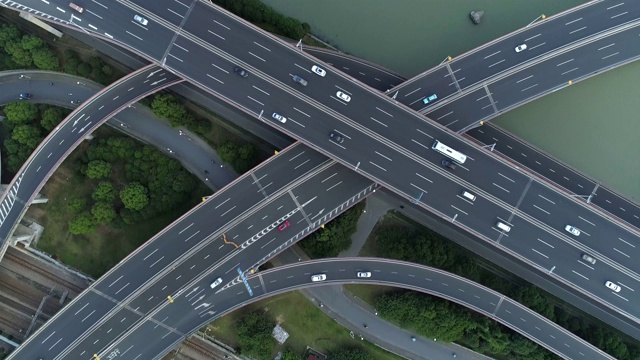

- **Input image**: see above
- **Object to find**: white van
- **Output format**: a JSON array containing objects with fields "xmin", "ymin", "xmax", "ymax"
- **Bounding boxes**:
[
  {"xmin": 462, "ymin": 190, "xmax": 476, "ymax": 201},
  {"xmin": 69, "ymin": 2, "xmax": 84, "ymax": 13},
  {"xmin": 496, "ymin": 221, "xmax": 511, "ymax": 232}
]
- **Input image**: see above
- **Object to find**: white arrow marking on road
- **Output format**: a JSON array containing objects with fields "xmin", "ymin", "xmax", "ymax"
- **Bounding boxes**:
[
  {"xmin": 73, "ymin": 119, "xmax": 79, "ymax": 127},
  {"xmin": 195, "ymin": 302, "xmax": 210, "ymax": 310},
  {"xmin": 150, "ymin": 78, "xmax": 167, "ymax": 86},
  {"xmin": 191, "ymin": 295, "xmax": 204, "ymax": 306},
  {"xmin": 78, "ymin": 121, "xmax": 92, "ymax": 134},
  {"xmin": 147, "ymin": 69, "xmax": 162, "ymax": 78}
]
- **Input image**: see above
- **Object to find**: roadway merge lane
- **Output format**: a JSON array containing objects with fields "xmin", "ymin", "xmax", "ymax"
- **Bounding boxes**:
[{"xmin": 103, "ymin": 258, "xmax": 615, "ymax": 360}]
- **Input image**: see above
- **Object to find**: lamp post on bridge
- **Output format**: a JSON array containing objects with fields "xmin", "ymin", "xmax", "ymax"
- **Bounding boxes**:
[
  {"xmin": 570, "ymin": 193, "xmax": 594, "ymax": 204},
  {"xmin": 527, "ymin": 14, "xmax": 546, "ymax": 27}
]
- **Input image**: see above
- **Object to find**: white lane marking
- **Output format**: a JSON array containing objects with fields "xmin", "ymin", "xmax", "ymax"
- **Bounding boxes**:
[
  {"xmin": 375, "ymin": 151, "xmax": 392, "ymax": 161},
  {"xmin": 537, "ymin": 238, "xmax": 554, "ymax": 248},
  {"xmin": 326, "ymin": 181, "xmax": 342, "ymax": 192},
  {"xmin": 524, "ymin": 33, "xmax": 541, "ymax": 41},
  {"xmin": 215, "ymin": 198, "xmax": 230, "ymax": 209},
  {"xmin": 492, "ymin": 183, "xmax": 510, "ymax": 193},
  {"xmin": 167, "ymin": 53, "xmax": 183, "ymax": 62},
  {"xmin": 569, "ymin": 26, "xmax": 587, "ymax": 35},
  {"xmin": 415, "ymin": 173, "xmax": 433, "ymax": 183},
  {"xmin": 613, "ymin": 248, "xmax": 630, "ymax": 258},
  {"xmin": 597, "ymin": 43, "xmax": 616, "ymax": 51},
  {"xmin": 565, "ymin": 18, "xmax": 582, "ymax": 25},
  {"xmin": 602, "ymin": 52, "xmax": 619, "ymax": 60},
  {"xmin": 173, "ymin": 43, "xmax": 189, "ymax": 52},
  {"xmin": 286, "ymin": 117, "xmax": 305, "ymax": 128},
  {"xmin": 210, "ymin": 63, "xmax": 229, "ymax": 73},
  {"xmin": 451, "ymin": 205, "xmax": 468, "ymax": 216},
  {"xmin": 294, "ymin": 63, "xmax": 312, "ymax": 73},
  {"xmin": 206, "ymin": 74, "xmax": 223, "ymax": 84},
  {"xmin": 488, "ymin": 59, "xmax": 505, "ymax": 68},
  {"xmin": 376, "ymin": 107, "xmax": 393, "ymax": 118},
  {"xmin": 533, "ymin": 205, "xmax": 550, "ymax": 215},
  {"xmin": 246, "ymin": 96, "xmax": 264, "ymax": 106},
  {"xmin": 578, "ymin": 216, "xmax": 595, "ymax": 226},
  {"xmin": 538, "ymin": 194, "xmax": 556, "ymax": 204},
  {"xmin": 370, "ymin": 117, "xmax": 388, "ymax": 127},
  {"xmin": 253, "ymin": 42, "xmax": 272, "ymax": 51},
  {"xmin": 611, "ymin": 11, "xmax": 628, "ymax": 19},
  {"xmin": 498, "ymin": 173, "xmax": 515, "ymax": 183},
  {"xmin": 213, "ymin": 19, "xmax": 230, "ymax": 29},
  {"xmin": 571, "ymin": 270, "xmax": 589, "ymax": 280},
  {"xmin": 104, "ymin": 33, "xmax": 113, "ymax": 39},
  {"xmin": 410, "ymin": 183, "xmax": 428, "ymax": 195},
  {"xmin": 516, "ymin": 75, "xmax": 533, "ymax": 83},
  {"xmin": 248, "ymin": 52, "xmax": 265, "ymax": 62},
  {"xmin": 416, "ymin": 128, "xmax": 433, "ymax": 139},
  {"xmin": 528, "ymin": 42, "xmax": 546, "ymax": 51},
  {"xmin": 294, "ymin": 107, "xmax": 311, "ymax": 117},
  {"xmin": 607, "ymin": 3, "xmax": 624, "ymax": 10},
  {"xmin": 88, "ymin": 24, "xmax": 98, "ymax": 30},
  {"xmin": 220, "ymin": 206, "xmax": 237, "ymax": 217},
  {"xmin": 252, "ymin": 85, "xmax": 270, "ymax": 96},
  {"xmin": 403, "ymin": 87, "xmax": 421, "ymax": 97},
  {"xmin": 167, "ymin": 8, "xmax": 184, "ymax": 18},
  {"xmin": 561, "ymin": 67, "xmax": 578, "ymax": 76},
  {"xmin": 92, "ymin": 0, "xmax": 108, "ymax": 9},
  {"xmin": 484, "ymin": 50, "xmax": 501, "ymax": 59},
  {"xmin": 521, "ymin": 84, "xmax": 539, "ymax": 92},
  {"xmin": 369, "ymin": 161, "xmax": 387, "ymax": 171},
  {"xmin": 531, "ymin": 248, "xmax": 548, "ymax": 259},
  {"xmin": 126, "ymin": 31, "xmax": 143, "ymax": 41},
  {"xmin": 86, "ymin": 10, "xmax": 102, "ymax": 19},
  {"xmin": 411, "ymin": 139, "xmax": 429, "ymax": 150},
  {"xmin": 618, "ymin": 237, "xmax": 635, "ymax": 248},
  {"xmin": 207, "ymin": 30, "xmax": 225, "ymax": 40},
  {"xmin": 556, "ymin": 59, "xmax": 574, "ymax": 67}
]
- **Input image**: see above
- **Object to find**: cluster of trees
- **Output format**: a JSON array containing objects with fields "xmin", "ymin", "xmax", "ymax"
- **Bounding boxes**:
[
  {"xmin": 300, "ymin": 201, "xmax": 365, "ymax": 258},
  {"xmin": 212, "ymin": 0, "xmax": 310, "ymax": 40},
  {"xmin": 232, "ymin": 311, "xmax": 374, "ymax": 360},
  {"xmin": 2, "ymin": 102, "xmax": 68, "ymax": 174},
  {"xmin": 0, "ymin": 23, "xmax": 118, "ymax": 85},
  {"xmin": 374, "ymin": 220, "xmax": 640, "ymax": 360},
  {"xmin": 66, "ymin": 136, "xmax": 198, "ymax": 234}
]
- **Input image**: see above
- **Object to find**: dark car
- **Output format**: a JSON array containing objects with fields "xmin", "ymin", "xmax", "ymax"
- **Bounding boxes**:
[
  {"xmin": 292, "ymin": 75, "xmax": 308, "ymax": 86},
  {"xmin": 329, "ymin": 131, "xmax": 345, "ymax": 144},
  {"xmin": 441, "ymin": 159, "xmax": 456, "ymax": 170},
  {"xmin": 19, "ymin": 93, "xmax": 32, "ymax": 100},
  {"xmin": 233, "ymin": 66, "xmax": 249, "ymax": 78}
]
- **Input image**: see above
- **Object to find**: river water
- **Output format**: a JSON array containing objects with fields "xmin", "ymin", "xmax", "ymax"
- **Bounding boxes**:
[{"xmin": 262, "ymin": 0, "xmax": 640, "ymax": 200}]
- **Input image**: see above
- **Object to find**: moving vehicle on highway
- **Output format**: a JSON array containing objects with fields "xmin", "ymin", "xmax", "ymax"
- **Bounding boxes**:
[
  {"xmin": 432, "ymin": 140, "xmax": 467, "ymax": 164},
  {"xmin": 422, "ymin": 93, "xmax": 437, "ymax": 104},
  {"xmin": 311, "ymin": 274, "xmax": 327, "ymax": 282},
  {"xmin": 357, "ymin": 271, "xmax": 371, "ymax": 278},
  {"xmin": 329, "ymin": 131, "xmax": 345, "ymax": 144},
  {"xmin": 234, "ymin": 66, "xmax": 249, "ymax": 78},
  {"xmin": 210, "ymin": 277, "xmax": 223, "ymax": 289},
  {"xmin": 605, "ymin": 281, "xmax": 621, "ymax": 292},
  {"xmin": 565, "ymin": 225, "xmax": 580, "ymax": 236},
  {"xmin": 581, "ymin": 253, "xmax": 596, "ymax": 264},
  {"xmin": 441, "ymin": 159, "xmax": 456, "ymax": 170},
  {"xmin": 68, "ymin": 2, "xmax": 83, "ymax": 13},
  {"xmin": 277, "ymin": 220, "xmax": 290, "ymax": 231},
  {"xmin": 515, "ymin": 43, "xmax": 527, "ymax": 52},
  {"xmin": 19, "ymin": 93, "xmax": 32, "ymax": 100},
  {"xmin": 496, "ymin": 221, "xmax": 511, "ymax": 233},
  {"xmin": 336, "ymin": 91, "xmax": 351, "ymax": 102},
  {"xmin": 311, "ymin": 65, "xmax": 326, "ymax": 77},
  {"xmin": 134, "ymin": 15, "xmax": 148, "ymax": 26},
  {"xmin": 272, "ymin": 112, "xmax": 286, "ymax": 123},
  {"xmin": 292, "ymin": 75, "xmax": 307, "ymax": 86},
  {"xmin": 462, "ymin": 190, "xmax": 476, "ymax": 201}
]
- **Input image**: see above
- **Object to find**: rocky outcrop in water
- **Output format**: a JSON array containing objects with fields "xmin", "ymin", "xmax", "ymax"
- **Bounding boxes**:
[{"xmin": 469, "ymin": 11, "xmax": 484, "ymax": 25}]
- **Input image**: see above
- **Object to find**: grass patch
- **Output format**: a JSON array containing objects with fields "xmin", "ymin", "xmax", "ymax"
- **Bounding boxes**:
[
  {"xmin": 207, "ymin": 291, "xmax": 402, "ymax": 360},
  {"xmin": 27, "ymin": 130, "xmax": 208, "ymax": 278}
]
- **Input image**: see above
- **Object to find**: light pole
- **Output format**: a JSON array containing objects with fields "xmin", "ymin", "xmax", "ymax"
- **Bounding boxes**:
[
  {"xmin": 570, "ymin": 193, "xmax": 593, "ymax": 204},
  {"xmin": 527, "ymin": 14, "xmax": 546, "ymax": 27},
  {"xmin": 482, "ymin": 143, "xmax": 496, "ymax": 152},
  {"xmin": 439, "ymin": 56, "xmax": 452, "ymax": 65}
]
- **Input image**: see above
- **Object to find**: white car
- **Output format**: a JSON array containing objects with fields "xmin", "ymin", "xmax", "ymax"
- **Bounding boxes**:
[
  {"xmin": 605, "ymin": 281, "xmax": 621, "ymax": 293},
  {"xmin": 272, "ymin": 112, "xmax": 286, "ymax": 123},
  {"xmin": 357, "ymin": 271, "xmax": 371, "ymax": 278},
  {"xmin": 134, "ymin": 15, "xmax": 148, "ymax": 26},
  {"xmin": 311, "ymin": 274, "xmax": 327, "ymax": 282},
  {"xmin": 515, "ymin": 44, "xmax": 527, "ymax": 53},
  {"xmin": 336, "ymin": 91, "xmax": 351, "ymax": 102},
  {"xmin": 210, "ymin": 277, "xmax": 223, "ymax": 289},
  {"xmin": 311, "ymin": 65, "xmax": 326, "ymax": 77},
  {"xmin": 564, "ymin": 225, "xmax": 580, "ymax": 236}
]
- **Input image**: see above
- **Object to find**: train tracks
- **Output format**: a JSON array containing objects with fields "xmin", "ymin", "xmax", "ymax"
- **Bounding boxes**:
[{"xmin": 4, "ymin": 249, "xmax": 85, "ymax": 294}]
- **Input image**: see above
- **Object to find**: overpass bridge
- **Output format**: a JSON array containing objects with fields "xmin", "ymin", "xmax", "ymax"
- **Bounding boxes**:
[{"xmin": 3, "ymin": 1, "xmax": 640, "ymax": 358}]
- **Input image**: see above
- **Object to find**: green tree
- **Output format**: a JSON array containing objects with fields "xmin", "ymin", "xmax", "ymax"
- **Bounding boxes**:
[
  {"xmin": 330, "ymin": 348, "xmax": 372, "ymax": 360},
  {"xmin": 67, "ymin": 198, "xmax": 87, "ymax": 214},
  {"xmin": 31, "ymin": 48, "xmax": 59, "ymax": 70},
  {"xmin": 280, "ymin": 349, "xmax": 300, "ymax": 360},
  {"xmin": 120, "ymin": 182, "xmax": 149, "ymax": 211},
  {"xmin": 92, "ymin": 182, "xmax": 117, "ymax": 202},
  {"xmin": 11, "ymin": 124, "xmax": 42, "ymax": 148},
  {"xmin": 4, "ymin": 102, "xmax": 38, "ymax": 125},
  {"xmin": 91, "ymin": 202, "xmax": 116, "ymax": 224},
  {"xmin": 0, "ymin": 24, "xmax": 21, "ymax": 48},
  {"xmin": 235, "ymin": 312, "xmax": 275, "ymax": 359},
  {"xmin": 68, "ymin": 212, "xmax": 95, "ymax": 235},
  {"xmin": 40, "ymin": 107, "xmax": 66, "ymax": 131},
  {"xmin": 151, "ymin": 93, "xmax": 194, "ymax": 128},
  {"xmin": 300, "ymin": 201, "xmax": 365, "ymax": 258},
  {"xmin": 20, "ymin": 34, "xmax": 44, "ymax": 50},
  {"xmin": 86, "ymin": 160, "xmax": 111, "ymax": 179}
]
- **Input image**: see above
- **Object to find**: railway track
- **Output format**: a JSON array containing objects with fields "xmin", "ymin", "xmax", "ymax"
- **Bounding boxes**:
[
  {"xmin": 4, "ymin": 249, "xmax": 85, "ymax": 294},
  {"xmin": 182, "ymin": 337, "xmax": 230, "ymax": 360}
]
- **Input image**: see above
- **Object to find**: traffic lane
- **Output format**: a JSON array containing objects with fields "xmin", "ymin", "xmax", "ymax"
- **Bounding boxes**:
[
  {"xmin": 19, "ymin": 291, "xmax": 118, "ymax": 360},
  {"xmin": 425, "ymin": 88, "xmax": 495, "ymax": 130},
  {"xmin": 496, "ymin": 299, "xmax": 612, "ymax": 360},
  {"xmin": 518, "ymin": 181, "xmax": 640, "ymax": 268},
  {"xmin": 127, "ymin": 194, "xmax": 299, "ymax": 315},
  {"xmin": 128, "ymin": 0, "xmax": 192, "ymax": 27},
  {"xmin": 501, "ymin": 215, "xmax": 640, "ymax": 319},
  {"xmin": 252, "ymin": 146, "xmax": 332, "ymax": 197},
  {"xmin": 465, "ymin": 126, "xmax": 598, "ymax": 198},
  {"xmin": 394, "ymin": 67, "xmax": 453, "ymax": 112},
  {"xmin": 166, "ymin": 41, "xmax": 529, "ymax": 209},
  {"xmin": 69, "ymin": 0, "xmax": 174, "ymax": 60},
  {"xmin": 305, "ymin": 48, "xmax": 406, "ymax": 91},
  {"xmin": 450, "ymin": 192, "xmax": 515, "ymax": 243},
  {"xmin": 61, "ymin": 304, "xmax": 144, "ymax": 360},
  {"xmin": 489, "ymin": 24, "xmax": 640, "ymax": 112},
  {"xmin": 451, "ymin": 0, "xmax": 640, "ymax": 90},
  {"xmin": 593, "ymin": 187, "xmax": 640, "ymax": 231}
]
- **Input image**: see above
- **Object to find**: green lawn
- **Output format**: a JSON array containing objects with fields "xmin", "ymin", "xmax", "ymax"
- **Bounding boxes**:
[{"xmin": 207, "ymin": 291, "xmax": 402, "ymax": 360}]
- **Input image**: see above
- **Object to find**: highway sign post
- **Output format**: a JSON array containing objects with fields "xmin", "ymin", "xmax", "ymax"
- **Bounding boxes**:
[{"xmin": 237, "ymin": 267, "xmax": 253, "ymax": 296}]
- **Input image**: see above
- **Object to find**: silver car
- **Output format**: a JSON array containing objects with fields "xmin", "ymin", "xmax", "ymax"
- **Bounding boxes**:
[
  {"xmin": 210, "ymin": 277, "xmax": 222, "ymax": 289},
  {"xmin": 134, "ymin": 15, "xmax": 148, "ymax": 26},
  {"xmin": 564, "ymin": 225, "xmax": 580, "ymax": 236},
  {"xmin": 581, "ymin": 253, "xmax": 596, "ymax": 264},
  {"xmin": 311, "ymin": 65, "xmax": 326, "ymax": 77},
  {"xmin": 605, "ymin": 281, "xmax": 621, "ymax": 292},
  {"xmin": 272, "ymin": 112, "xmax": 287, "ymax": 123},
  {"xmin": 311, "ymin": 274, "xmax": 327, "ymax": 282},
  {"xmin": 336, "ymin": 91, "xmax": 351, "ymax": 102}
]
